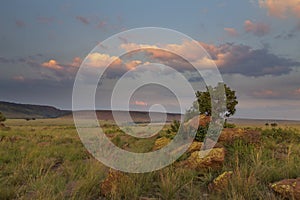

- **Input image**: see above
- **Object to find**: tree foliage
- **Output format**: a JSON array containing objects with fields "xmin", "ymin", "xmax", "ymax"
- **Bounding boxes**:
[
  {"xmin": 195, "ymin": 83, "xmax": 238, "ymax": 118},
  {"xmin": 167, "ymin": 83, "xmax": 238, "ymax": 142},
  {"xmin": 0, "ymin": 112, "xmax": 6, "ymax": 123}
]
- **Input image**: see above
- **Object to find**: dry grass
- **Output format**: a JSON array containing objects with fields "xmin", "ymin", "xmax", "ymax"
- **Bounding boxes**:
[{"xmin": 1, "ymin": 119, "xmax": 300, "ymax": 199}]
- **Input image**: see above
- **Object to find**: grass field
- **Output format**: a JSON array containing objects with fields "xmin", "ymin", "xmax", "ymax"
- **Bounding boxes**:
[{"xmin": 1, "ymin": 118, "xmax": 300, "ymax": 199}]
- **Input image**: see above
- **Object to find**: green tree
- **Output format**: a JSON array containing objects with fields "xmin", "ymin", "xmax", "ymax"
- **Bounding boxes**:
[
  {"xmin": 0, "ymin": 112, "xmax": 6, "ymax": 123},
  {"xmin": 167, "ymin": 83, "xmax": 238, "ymax": 141},
  {"xmin": 195, "ymin": 83, "xmax": 238, "ymax": 118}
]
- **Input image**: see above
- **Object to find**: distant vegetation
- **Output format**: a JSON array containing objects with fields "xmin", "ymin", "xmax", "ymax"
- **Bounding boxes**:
[{"xmin": 0, "ymin": 111, "xmax": 6, "ymax": 123}]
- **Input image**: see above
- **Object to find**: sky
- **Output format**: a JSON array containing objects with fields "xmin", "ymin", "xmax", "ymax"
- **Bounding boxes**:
[{"xmin": 1, "ymin": 0, "xmax": 300, "ymax": 120}]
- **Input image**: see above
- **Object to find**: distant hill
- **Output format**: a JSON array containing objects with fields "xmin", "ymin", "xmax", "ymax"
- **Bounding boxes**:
[
  {"xmin": 66, "ymin": 110, "xmax": 181, "ymax": 123},
  {"xmin": 0, "ymin": 101, "xmax": 70, "ymax": 119},
  {"xmin": 0, "ymin": 101, "xmax": 182, "ymax": 122}
]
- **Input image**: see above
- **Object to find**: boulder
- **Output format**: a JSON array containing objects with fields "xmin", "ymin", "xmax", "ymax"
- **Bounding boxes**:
[
  {"xmin": 218, "ymin": 128, "xmax": 261, "ymax": 144},
  {"xmin": 270, "ymin": 178, "xmax": 300, "ymax": 200},
  {"xmin": 181, "ymin": 147, "xmax": 225, "ymax": 170},
  {"xmin": 0, "ymin": 123, "xmax": 10, "ymax": 131},
  {"xmin": 187, "ymin": 141, "xmax": 203, "ymax": 153},
  {"xmin": 208, "ymin": 171, "xmax": 233, "ymax": 192}
]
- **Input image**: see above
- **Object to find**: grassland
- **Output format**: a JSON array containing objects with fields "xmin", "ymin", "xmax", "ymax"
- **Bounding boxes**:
[{"xmin": 1, "ymin": 118, "xmax": 300, "ymax": 199}]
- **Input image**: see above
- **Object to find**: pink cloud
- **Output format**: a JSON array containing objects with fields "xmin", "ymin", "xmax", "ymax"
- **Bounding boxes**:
[
  {"xmin": 97, "ymin": 21, "xmax": 107, "ymax": 29},
  {"xmin": 12, "ymin": 75, "xmax": 25, "ymax": 81},
  {"xmin": 253, "ymin": 89, "xmax": 279, "ymax": 98},
  {"xmin": 76, "ymin": 16, "xmax": 90, "ymax": 25},
  {"xmin": 244, "ymin": 20, "xmax": 270, "ymax": 36},
  {"xmin": 259, "ymin": 0, "xmax": 300, "ymax": 18},
  {"xmin": 125, "ymin": 60, "xmax": 142, "ymax": 70},
  {"xmin": 119, "ymin": 41, "xmax": 297, "ymax": 76},
  {"xmin": 224, "ymin": 27, "xmax": 239, "ymax": 37},
  {"xmin": 70, "ymin": 57, "xmax": 82, "ymax": 67},
  {"xmin": 135, "ymin": 101, "xmax": 147, "ymax": 106},
  {"xmin": 293, "ymin": 88, "xmax": 300, "ymax": 95},
  {"xmin": 15, "ymin": 20, "xmax": 25, "ymax": 28}
]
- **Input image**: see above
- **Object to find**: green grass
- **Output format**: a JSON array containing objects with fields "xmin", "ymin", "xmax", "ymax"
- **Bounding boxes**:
[{"xmin": 0, "ymin": 119, "xmax": 300, "ymax": 199}]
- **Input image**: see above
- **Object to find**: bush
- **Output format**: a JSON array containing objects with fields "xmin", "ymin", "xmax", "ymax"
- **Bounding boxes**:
[
  {"xmin": 262, "ymin": 128, "xmax": 300, "ymax": 143},
  {"xmin": 224, "ymin": 123, "xmax": 236, "ymax": 128},
  {"xmin": 0, "ymin": 112, "xmax": 6, "ymax": 123},
  {"xmin": 270, "ymin": 123, "xmax": 278, "ymax": 127}
]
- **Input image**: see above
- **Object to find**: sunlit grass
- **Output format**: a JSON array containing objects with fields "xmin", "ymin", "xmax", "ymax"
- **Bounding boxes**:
[{"xmin": 0, "ymin": 119, "xmax": 300, "ymax": 199}]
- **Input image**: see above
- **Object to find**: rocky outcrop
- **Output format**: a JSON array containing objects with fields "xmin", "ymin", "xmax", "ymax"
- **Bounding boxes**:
[
  {"xmin": 270, "ymin": 178, "xmax": 300, "ymax": 200},
  {"xmin": 208, "ymin": 171, "xmax": 233, "ymax": 192},
  {"xmin": 181, "ymin": 148, "xmax": 225, "ymax": 170}
]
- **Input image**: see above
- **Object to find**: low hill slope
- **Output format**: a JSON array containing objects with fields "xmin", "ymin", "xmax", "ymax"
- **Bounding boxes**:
[{"xmin": 0, "ymin": 101, "xmax": 69, "ymax": 119}]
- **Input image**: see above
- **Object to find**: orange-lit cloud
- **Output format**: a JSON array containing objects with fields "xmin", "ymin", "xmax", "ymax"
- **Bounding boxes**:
[
  {"xmin": 70, "ymin": 57, "xmax": 82, "ymax": 67},
  {"xmin": 135, "ymin": 100, "xmax": 147, "ymax": 106},
  {"xmin": 244, "ymin": 20, "xmax": 270, "ymax": 36},
  {"xmin": 125, "ymin": 60, "xmax": 142, "ymax": 70},
  {"xmin": 259, "ymin": 0, "xmax": 300, "ymax": 18},
  {"xmin": 224, "ymin": 27, "xmax": 239, "ymax": 37},
  {"xmin": 42, "ymin": 59, "xmax": 63, "ymax": 70},
  {"xmin": 253, "ymin": 89, "xmax": 279, "ymax": 97},
  {"xmin": 12, "ymin": 75, "xmax": 25, "ymax": 81},
  {"xmin": 85, "ymin": 53, "xmax": 121, "ymax": 68},
  {"xmin": 293, "ymin": 88, "xmax": 300, "ymax": 95},
  {"xmin": 119, "ymin": 40, "xmax": 298, "ymax": 76}
]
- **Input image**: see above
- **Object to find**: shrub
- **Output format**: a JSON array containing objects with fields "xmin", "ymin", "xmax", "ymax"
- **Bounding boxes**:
[{"xmin": 0, "ymin": 112, "xmax": 6, "ymax": 123}]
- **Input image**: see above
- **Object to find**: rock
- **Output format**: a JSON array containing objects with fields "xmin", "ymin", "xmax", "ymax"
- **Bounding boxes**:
[
  {"xmin": 181, "ymin": 147, "xmax": 225, "ymax": 170},
  {"xmin": 100, "ymin": 169, "xmax": 129, "ymax": 197},
  {"xmin": 270, "ymin": 178, "xmax": 300, "ymax": 200},
  {"xmin": 218, "ymin": 128, "xmax": 261, "ymax": 144},
  {"xmin": 0, "ymin": 123, "xmax": 10, "ymax": 131},
  {"xmin": 208, "ymin": 171, "xmax": 233, "ymax": 192},
  {"xmin": 187, "ymin": 141, "xmax": 203, "ymax": 153},
  {"xmin": 153, "ymin": 137, "xmax": 171, "ymax": 150}
]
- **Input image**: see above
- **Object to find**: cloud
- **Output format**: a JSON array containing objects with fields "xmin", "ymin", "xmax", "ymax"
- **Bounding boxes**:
[
  {"xmin": 76, "ymin": 16, "xmax": 90, "ymax": 25},
  {"xmin": 275, "ymin": 21, "xmax": 300, "ymax": 39},
  {"xmin": 0, "ymin": 57, "xmax": 14, "ymax": 64},
  {"xmin": 224, "ymin": 28, "xmax": 239, "ymax": 37},
  {"xmin": 97, "ymin": 21, "xmax": 107, "ymax": 29},
  {"xmin": 205, "ymin": 43, "xmax": 299, "ymax": 76},
  {"xmin": 15, "ymin": 20, "xmax": 26, "ymax": 28},
  {"xmin": 36, "ymin": 16, "xmax": 55, "ymax": 24},
  {"xmin": 85, "ymin": 53, "xmax": 121, "ymax": 68},
  {"xmin": 70, "ymin": 57, "xmax": 82, "ymax": 67},
  {"xmin": 253, "ymin": 89, "xmax": 279, "ymax": 98},
  {"xmin": 12, "ymin": 76, "xmax": 25, "ymax": 81},
  {"xmin": 244, "ymin": 20, "xmax": 270, "ymax": 36},
  {"xmin": 259, "ymin": 0, "xmax": 300, "ymax": 18},
  {"xmin": 134, "ymin": 100, "xmax": 147, "ymax": 106},
  {"xmin": 41, "ymin": 59, "xmax": 63, "ymax": 70},
  {"xmin": 120, "ymin": 41, "xmax": 299, "ymax": 77},
  {"xmin": 293, "ymin": 88, "xmax": 300, "ymax": 95},
  {"xmin": 125, "ymin": 60, "xmax": 142, "ymax": 70}
]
